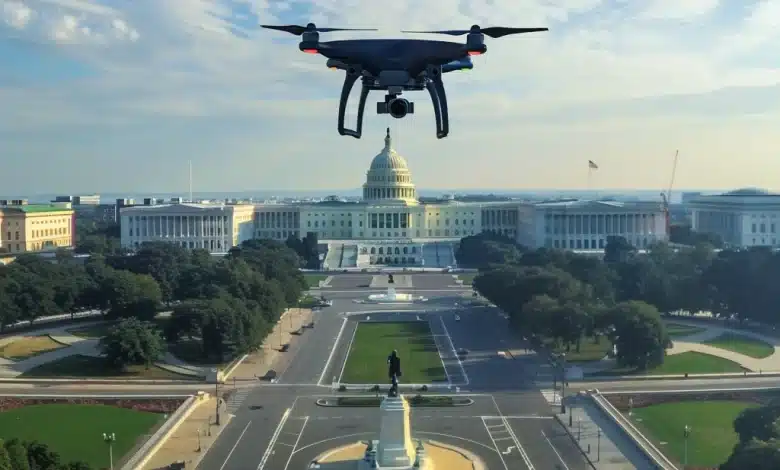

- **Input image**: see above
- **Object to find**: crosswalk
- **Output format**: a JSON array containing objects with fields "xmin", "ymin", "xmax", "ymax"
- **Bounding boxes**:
[{"xmin": 226, "ymin": 387, "xmax": 253, "ymax": 414}]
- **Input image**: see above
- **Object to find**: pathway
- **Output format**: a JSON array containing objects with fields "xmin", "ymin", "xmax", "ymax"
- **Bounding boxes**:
[
  {"xmin": 576, "ymin": 319, "xmax": 780, "ymax": 375},
  {"xmin": 0, "ymin": 322, "xmax": 201, "ymax": 378},
  {"xmin": 664, "ymin": 319, "xmax": 780, "ymax": 371}
]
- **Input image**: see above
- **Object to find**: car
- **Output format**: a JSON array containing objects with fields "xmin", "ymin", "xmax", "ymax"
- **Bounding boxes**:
[
  {"xmin": 454, "ymin": 314, "xmax": 460, "ymax": 321},
  {"xmin": 457, "ymin": 348, "xmax": 469, "ymax": 357}
]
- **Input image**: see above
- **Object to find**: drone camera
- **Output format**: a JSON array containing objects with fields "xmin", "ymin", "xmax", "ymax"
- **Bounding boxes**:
[{"xmin": 378, "ymin": 98, "xmax": 414, "ymax": 119}]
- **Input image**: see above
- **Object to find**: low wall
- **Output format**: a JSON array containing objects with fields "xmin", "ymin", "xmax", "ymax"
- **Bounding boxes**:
[
  {"xmin": 121, "ymin": 391, "xmax": 209, "ymax": 470},
  {"xmin": 587, "ymin": 391, "xmax": 678, "ymax": 470}
]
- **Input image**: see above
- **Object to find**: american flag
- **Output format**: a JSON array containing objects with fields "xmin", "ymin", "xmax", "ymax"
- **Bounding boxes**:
[{"xmin": 588, "ymin": 160, "xmax": 599, "ymax": 170}]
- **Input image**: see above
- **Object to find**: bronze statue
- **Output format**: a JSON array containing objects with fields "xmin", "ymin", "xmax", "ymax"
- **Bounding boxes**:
[{"xmin": 387, "ymin": 350, "xmax": 402, "ymax": 397}]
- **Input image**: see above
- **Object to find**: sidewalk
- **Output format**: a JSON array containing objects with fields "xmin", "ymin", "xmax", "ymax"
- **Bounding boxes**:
[
  {"xmin": 557, "ymin": 395, "xmax": 657, "ymax": 470},
  {"xmin": 141, "ymin": 397, "xmax": 232, "ymax": 470},
  {"xmin": 227, "ymin": 308, "xmax": 313, "ymax": 381}
]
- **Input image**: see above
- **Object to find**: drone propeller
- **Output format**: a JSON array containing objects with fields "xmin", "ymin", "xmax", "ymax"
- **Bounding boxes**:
[
  {"xmin": 260, "ymin": 23, "xmax": 377, "ymax": 36},
  {"xmin": 401, "ymin": 25, "xmax": 548, "ymax": 39}
]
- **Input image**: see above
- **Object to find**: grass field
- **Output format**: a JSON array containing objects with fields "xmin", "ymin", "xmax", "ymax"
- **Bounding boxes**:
[
  {"xmin": 20, "ymin": 354, "xmax": 193, "ymax": 380},
  {"xmin": 549, "ymin": 336, "xmax": 613, "ymax": 362},
  {"xmin": 703, "ymin": 332, "xmax": 775, "ymax": 359},
  {"xmin": 339, "ymin": 321, "xmax": 447, "ymax": 384},
  {"xmin": 665, "ymin": 323, "xmax": 706, "ymax": 338},
  {"xmin": 168, "ymin": 339, "xmax": 230, "ymax": 366},
  {"xmin": 0, "ymin": 403, "xmax": 164, "ymax": 468},
  {"xmin": 304, "ymin": 273, "xmax": 328, "ymax": 288},
  {"xmin": 631, "ymin": 400, "xmax": 755, "ymax": 467},
  {"xmin": 66, "ymin": 323, "xmax": 115, "ymax": 338},
  {"xmin": 0, "ymin": 335, "xmax": 67, "ymax": 360},
  {"xmin": 592, "ymin": 351, "xmax": 748, "ymax": 377}
]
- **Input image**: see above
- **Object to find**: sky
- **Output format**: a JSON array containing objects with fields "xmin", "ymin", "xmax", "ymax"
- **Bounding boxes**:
[{"xmin": 1, "ymin": 0, "xmax": 779, "ymax": 196}]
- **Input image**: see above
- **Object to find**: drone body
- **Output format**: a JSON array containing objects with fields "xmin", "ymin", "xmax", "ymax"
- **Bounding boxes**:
[{"xmin": 262, "ymin": 24, "xmax": 548, "ymax": 139}]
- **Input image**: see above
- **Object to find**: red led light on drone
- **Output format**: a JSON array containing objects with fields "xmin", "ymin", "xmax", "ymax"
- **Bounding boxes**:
[
  {"xmin": 467, "ymin": 50, "xmax": 483, "ymax": 56},
  {"xmin": 302, "ymin": 48, "xmax": 318, "ymax": 54}
]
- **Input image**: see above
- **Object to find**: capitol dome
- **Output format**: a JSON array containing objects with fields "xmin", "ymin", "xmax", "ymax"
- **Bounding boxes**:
[{"xmin": 362, "ymin": 128, "xmax": 418, "ymax": 205}]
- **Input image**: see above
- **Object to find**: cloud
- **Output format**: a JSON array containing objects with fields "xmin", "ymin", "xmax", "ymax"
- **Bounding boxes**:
[{"xmin": 1, "ymin": 0, "xmax": 779, "ymax": 194}]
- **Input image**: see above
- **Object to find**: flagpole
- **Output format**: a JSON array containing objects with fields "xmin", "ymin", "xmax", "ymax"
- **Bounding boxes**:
[{"xmin": 587, "ymin": 167, "xmax": 593, "ymax": 192}]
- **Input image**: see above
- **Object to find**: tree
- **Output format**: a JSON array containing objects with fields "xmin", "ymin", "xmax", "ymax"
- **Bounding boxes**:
[
  {"xmin": 99, "ymin": 317, "xmax": 165, "ymax": 370},
  {"xmin": 24, "ymin": 441, "xmax": 61, "ymax": 470},
  {"xmin": 455, "ymin": 232, "xmax": 524, "ymax": 269},
  {"xmin": 4, "ymin": 439, "xmax": 29, "ymax": 470},
  {"xmin": 609, "ymin": 301, "xmax": 669, "ymax": 370},
  {"xmin": 103, "ymin": 270, "xmax": 162, "ymax": 321},
  {"xmin": 0, "ymin": 439, "xmax": 11, "ymax": 470},
  {"xmin": 721, "ymin": 439, "xmax": 780, "ymax": 470},
  {"xmin": 603, "ymin": 236, "xmax": 636, "ymax": 264},
  {"xmin": 733, "ymin": 402, "xmax": 780, "ymax": 445}
]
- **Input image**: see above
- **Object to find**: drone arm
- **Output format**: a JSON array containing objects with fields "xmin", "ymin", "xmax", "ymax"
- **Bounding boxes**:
[
  {"xmin": 337, "ymin": 70, "xmax": 362, "ymax": 138},
  {"xmin": 355, "ymin": 83, "xmax": 370, "ymax": 137},
  {"xmin": 425, "ymin": 67, "xmax": 450, "ymax": 139}
]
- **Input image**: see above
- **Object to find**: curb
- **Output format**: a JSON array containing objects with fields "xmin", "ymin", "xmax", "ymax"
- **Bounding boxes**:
[
  {"xmin": 580, "ymin": 370, "xmax": 780, "ymax": 382},
  {"xmin": 221, "ymin": 354, "xmax": 249, "ymax": 380},
  {"xmin": 0, "ymin": 377, "xmax": 201, "ymax": 385},
  {"xmin": 315, "ymin": 397, "xmax": 474, "ymax": 407},
  {"xmin": 121, "ymin": 391, "xmax": 208, "ymax": 470}
]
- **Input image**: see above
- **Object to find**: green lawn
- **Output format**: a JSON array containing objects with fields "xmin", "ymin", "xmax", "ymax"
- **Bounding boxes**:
[
  {"xmin": 66, "ymin": 323, "xmax": 116, "ymax": 338},
  {"xmin": 649, "ymin": 352, "xmax": 747, "ymax": 375},
  {"xmin": 703, "ymin": 332, "xmax": 775, "ymax": 359},
  {"xmin": 298, "ymin": 294, "xmax": 321, "ymax": 308},
  {"xmin": 304, "ymin": 273, "xmax": 327, "ymax": 288},
  {"xmin": 592, "ymin": 351, "xmax": 748, "ymax": 377},
  {"xmin": 665, "ymin": 322, "xmax": 705, "ymax": 338},
  {"xmin": 0, "ymin": 404, "xmax": 164, "ymax": 469},
  {"xmin": 340, "ymin": 321, "xmax": 447, "ymax": 384},
  {"xmin": 168, "ymin": 339, "xmax": 230, "ymax": 366},
  {"xmin": 21, "ymin": 354, "xmax": 194, "ymax": 380},
  {"xmin": 549, "ymin": 336, "xmax": 613, "ymax": 362},
  {"xmin": 631, "ymin": 400, "xmax": 756, "ymax": 467}
]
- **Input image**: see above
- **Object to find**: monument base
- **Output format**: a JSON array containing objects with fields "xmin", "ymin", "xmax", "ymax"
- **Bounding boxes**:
[{"xmin": 311, "ymin": 440, "xmax": 485, "ymax": 470}]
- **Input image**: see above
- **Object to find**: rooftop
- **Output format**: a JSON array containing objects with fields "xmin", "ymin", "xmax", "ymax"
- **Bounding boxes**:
[
  {"xmin": 0, "ymin": 204, "xmax": 73, "ymax": 214},
  {"xmin": 719, "ymin": 188, "xmax": 779, "ymax": 197}
]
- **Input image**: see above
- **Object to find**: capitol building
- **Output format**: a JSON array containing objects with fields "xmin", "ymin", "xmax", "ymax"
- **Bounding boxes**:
[{"xmin": 119, "ymin": 130, "xmax": 668, "ymax": 268}]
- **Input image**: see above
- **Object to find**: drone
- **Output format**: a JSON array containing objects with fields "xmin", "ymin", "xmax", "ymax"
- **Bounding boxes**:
[{"xmin": 261, "ymin": 23, "xmax": 548, "ymax": 139}]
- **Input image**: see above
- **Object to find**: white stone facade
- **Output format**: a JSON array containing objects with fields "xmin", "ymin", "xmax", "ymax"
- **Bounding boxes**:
[
  {"xmin": 689, "ymin": 188, "xmax": 780, "ymax": 247},
  {"xmin": 120, "ymin": 203, "xmax": 254, "ymax": 253},
  {"xmin": 119, "ymin": 130, "xmax": 668, "ymax": 263}
]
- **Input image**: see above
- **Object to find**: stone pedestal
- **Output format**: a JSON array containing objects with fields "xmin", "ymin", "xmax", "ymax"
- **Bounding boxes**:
[{"xmin": 376, "ymin": 396, "xmax": 415, "ymax": 467}]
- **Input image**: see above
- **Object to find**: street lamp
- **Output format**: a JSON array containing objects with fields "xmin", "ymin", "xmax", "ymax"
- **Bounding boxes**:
[
  {"xmin": 683, "ymin": 425, "xmax": 691, "ymax": 466},
  {"xmin": 102, "ymin": 433, "xmax": 116, "ymax": 470},
  {"xmin": 559, "ymin": 353, "xmax": 567, "ymax": 414}
]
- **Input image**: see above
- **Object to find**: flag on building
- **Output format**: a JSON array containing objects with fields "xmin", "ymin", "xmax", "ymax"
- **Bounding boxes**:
[{"xmin": 588, "ymin": 160, "xmax": 599, "ymax": 170}]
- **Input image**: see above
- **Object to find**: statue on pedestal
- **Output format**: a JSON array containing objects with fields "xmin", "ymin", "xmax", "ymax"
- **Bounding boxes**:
[{"xmin": 387, "ymin": 350, "xmax": 402, "ymax": 397}]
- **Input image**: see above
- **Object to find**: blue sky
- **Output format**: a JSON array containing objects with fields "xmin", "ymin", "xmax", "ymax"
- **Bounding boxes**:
[{"xmin": 1, "ymin": 0, "xmax": 779, "ymax": 196}]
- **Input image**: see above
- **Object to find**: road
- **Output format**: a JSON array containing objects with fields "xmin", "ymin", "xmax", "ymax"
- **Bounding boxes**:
[
  {"xmin": 6, "ymin": 272, "xmax": 776, "ymax": 469},
  {"xmin": 197, "ymin": 273, "xmax": 590, "ymax": 470}
]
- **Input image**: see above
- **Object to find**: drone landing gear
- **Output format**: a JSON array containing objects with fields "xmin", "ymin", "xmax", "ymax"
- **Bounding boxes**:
[
  {"xmin": 337, "ymin": 69, "xmax": 369, "ymax": 139},
  {"xmin": 426, "ymin": 69, "xmax": 449, "ymax": 139}
]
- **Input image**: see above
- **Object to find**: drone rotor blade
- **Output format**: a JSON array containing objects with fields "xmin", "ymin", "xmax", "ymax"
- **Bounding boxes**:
[
  {"xmin": 400, "ymin": 29, "xmax": 468, "ymax": 36},
  {"xmin": 261, "ymin": 24, "xmax": 377, "ymax": 36},
  {"xmin": 481, "ymin": 27, "xmax": 549, "ymax": 38},
  {"xmin": 401, "ymin": 26, "xmax": 548, "ymax": 38}
]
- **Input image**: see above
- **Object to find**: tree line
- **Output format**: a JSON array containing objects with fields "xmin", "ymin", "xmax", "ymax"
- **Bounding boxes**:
[
  {"xmin": 459, "ymin": 232, "xmax": 780, "ymax": 370},
  {"xmin": 0, "ymin": 437, "xmax": 89, "ymax": 470},
  {"xmin": 0, "ymin": 239, "xmax": 307, "ymax": 370}
]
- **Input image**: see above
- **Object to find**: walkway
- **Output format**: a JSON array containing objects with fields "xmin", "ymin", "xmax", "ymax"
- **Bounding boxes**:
[
  {"xmin": 575, "ymin": 319, "xmax": 780, "ymax": 375},
  {"xmin": 0, "ymin": 322, "xmax": 201, "ymax": 378},
  {"xmin": 664, "ymin": 319, "xmax": 780, "ymax": 371}
]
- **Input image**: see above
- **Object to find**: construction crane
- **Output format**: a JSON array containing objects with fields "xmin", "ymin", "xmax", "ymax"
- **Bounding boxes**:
[{"xmin": 660, "ymin": 150, "xmax": 679, "ymax": 236}]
